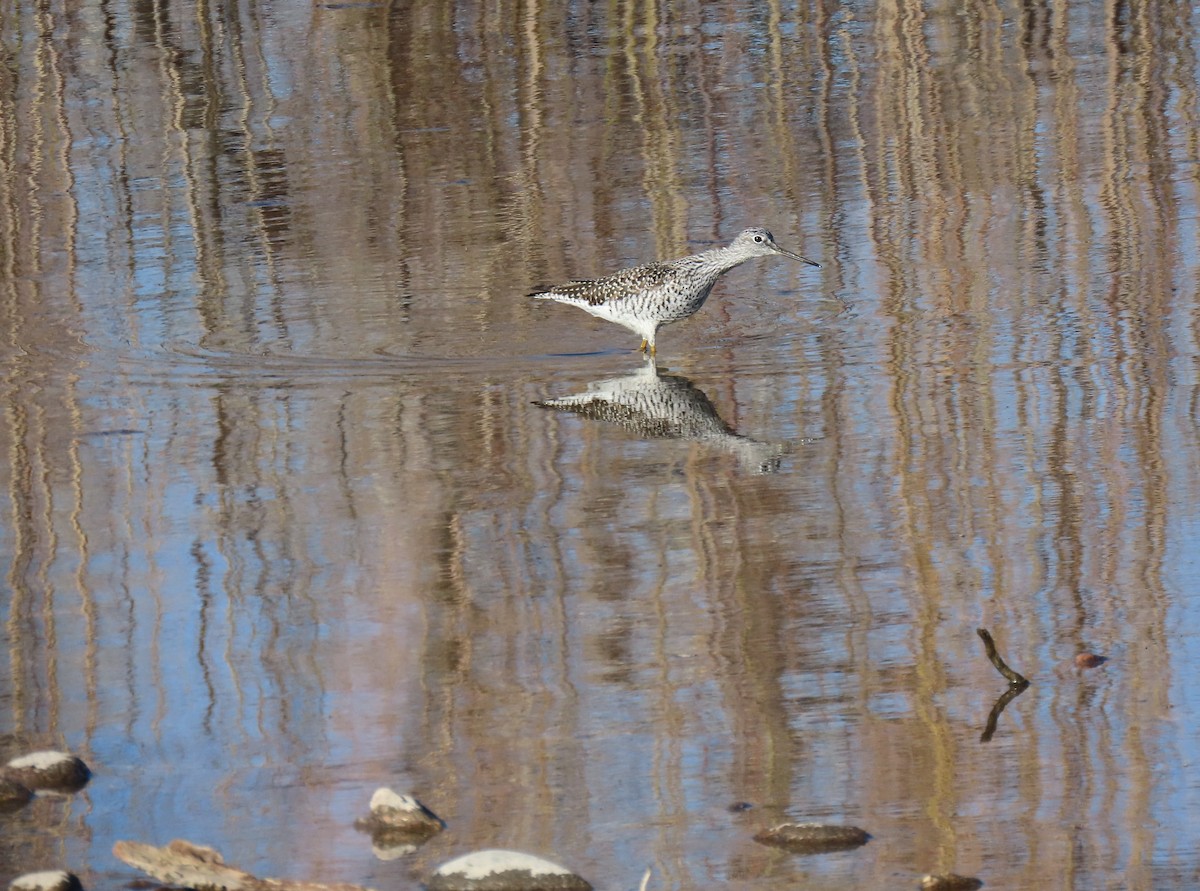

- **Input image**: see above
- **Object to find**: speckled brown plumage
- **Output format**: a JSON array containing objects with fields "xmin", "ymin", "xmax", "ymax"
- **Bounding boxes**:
[{"xmin": 530, "ymin": 227, "xmax": 819, "ymax": 355}]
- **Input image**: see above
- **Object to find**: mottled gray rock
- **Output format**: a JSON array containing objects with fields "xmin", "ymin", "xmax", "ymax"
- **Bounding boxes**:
[
  {"xmin": 753, "ymin": 822, "xmax": 871, "ymax": 854},
  {"xmin": 426, "ymin": 850, "xmax": 591, "ymax": 891},
  {"xmin": 3, "ymin": 751, "xmax": 91, "ymax": 793},
  {"xmin": 9, "ymin": 871, "xmax": 83, "ymax": 891}
]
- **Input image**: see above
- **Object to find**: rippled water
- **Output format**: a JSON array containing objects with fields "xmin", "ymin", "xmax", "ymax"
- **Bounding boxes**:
[{"xmin": 2, "ymin": 2, "xmax": 1200, "ymax": 889}]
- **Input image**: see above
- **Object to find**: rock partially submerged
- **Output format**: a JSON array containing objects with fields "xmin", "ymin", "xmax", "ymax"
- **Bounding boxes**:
[
  {"xmin": 9, "ymin": 872, "xmax": 83, "ymax": 891},
  {"xmin": 426, "ymin": 850, "xmax": 592, "ymax": 891},
  {"xmin": 920, "ymin": 875, "xmax": 983, "ymax": 891},
  {"xmin": 753, "ymin": 822, "xmax": 871, "ymax": 854},
  {"xmin": 354, "ymin": 788, "xmax": 444, "ymax": 858},
  {"xmin": 355, "ymin": 788, "xmax": 445, "ymax": 836},
  {"xmin": 3, "ymin": 752, "xmax": 91, "ymax": 793}
]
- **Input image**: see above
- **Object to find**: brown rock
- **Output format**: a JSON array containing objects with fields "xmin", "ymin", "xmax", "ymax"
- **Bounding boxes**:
[
  {"xmin": 753, "ymin": 822, "xmax": 870, "ymax": 853},
  {"xmin": 920, "ymin": 874, "xmax": 983, "ymax": 890}
]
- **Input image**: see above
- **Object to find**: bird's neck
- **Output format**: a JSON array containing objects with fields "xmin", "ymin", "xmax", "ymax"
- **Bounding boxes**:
[{"xmin": 682, "ymin": 245, "xmax": 749, "ymax": 276}]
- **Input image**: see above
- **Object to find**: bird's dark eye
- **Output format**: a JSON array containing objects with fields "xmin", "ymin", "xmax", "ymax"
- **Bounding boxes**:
[{"xmin": 753, "ymin": 235, "xmax": 763, "ymax": 243}]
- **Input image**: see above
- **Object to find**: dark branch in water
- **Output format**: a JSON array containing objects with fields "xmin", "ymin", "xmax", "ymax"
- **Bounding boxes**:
[
  {"xmin": 980, "ymin": 680, "xmax": 1029, "ymax": 742},
  {"xmin": 976, "ymin": 628, "xmax": 1030, "ymax": 742},
  {"xmin": 976, "ymin": 628, "xmax": 1029, "ymax": 686}
]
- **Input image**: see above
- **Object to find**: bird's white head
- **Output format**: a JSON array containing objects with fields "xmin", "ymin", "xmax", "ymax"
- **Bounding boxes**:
[{"xmin": 731, "ymin": 228, "xmax": 820, "ymax": 267}]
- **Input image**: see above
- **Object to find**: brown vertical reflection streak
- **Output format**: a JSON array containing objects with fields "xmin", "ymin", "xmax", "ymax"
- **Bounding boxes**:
[{"xmin": 0, "ymin": 0, "xmax": 89, "ymax": 749}]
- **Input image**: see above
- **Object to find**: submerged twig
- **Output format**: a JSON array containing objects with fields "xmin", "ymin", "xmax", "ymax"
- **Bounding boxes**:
[
  {"xmin": 980, "ymin": 681, "xmax": 1029, "ymax": 742},
  {"xmin": 639, "ymin": 867, "xmax": 652, "ymax": 891},
  {"xmin": 976, "ymin": 628, "xmax": 1029, "ymax": 686}
]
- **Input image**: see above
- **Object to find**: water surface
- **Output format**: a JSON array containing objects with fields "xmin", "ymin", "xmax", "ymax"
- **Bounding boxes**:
[{"xmin": 2, "ymin": 2, "xmax": 1199, "ymax": 890}]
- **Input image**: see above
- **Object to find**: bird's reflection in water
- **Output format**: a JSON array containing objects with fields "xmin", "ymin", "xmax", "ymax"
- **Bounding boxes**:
[{"xmin": 536, "ymin": 362, "xmax": 785, "ymax": 473}]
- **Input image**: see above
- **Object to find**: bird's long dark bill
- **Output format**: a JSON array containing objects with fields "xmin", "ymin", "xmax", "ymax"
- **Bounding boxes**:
[{"xmin": 775, "ymin": 247, "xmax": 821, "ymax": 267}]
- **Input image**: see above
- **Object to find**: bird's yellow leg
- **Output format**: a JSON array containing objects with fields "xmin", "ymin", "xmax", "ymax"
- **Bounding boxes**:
[{"xmin": 639, "ymin": 338, "xmax": 648, "ymax": 352}]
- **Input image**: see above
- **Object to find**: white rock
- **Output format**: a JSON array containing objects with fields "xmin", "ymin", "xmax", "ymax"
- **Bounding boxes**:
[
  {"xmin": 3, "ymin": 751, "xmax": 90, "ymax": 792},
  {"xmin": 7, "ymin": 752, "xmax": 73, "ymax": 770},
  {"xmin": 358, "ymin": 787, "xmax": 443, "ymax": 835},
  {"xmin": 427, "ymin": 850, "xmax": 591, "ymax": 891},
  {"xmin": 9, "ymin": 871, "xmax": 83, "ymax": 891},
  {"xmin": 369, "ymin": 787, "xmax": 426, "ymax": 817}
]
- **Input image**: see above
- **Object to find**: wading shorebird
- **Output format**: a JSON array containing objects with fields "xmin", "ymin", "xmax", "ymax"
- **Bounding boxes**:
[{"xmin": 529, "ymin": 227, "xmax": 820, "ymax": 355}]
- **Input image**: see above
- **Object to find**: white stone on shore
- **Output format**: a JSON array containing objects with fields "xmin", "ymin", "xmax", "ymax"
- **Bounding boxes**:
[
  {"xmin": 426, "ymin": 850, "xmax": 591, "ymax": 891},
  {"xmin": 9, "ymin": 871, "xmax": 83, "ymax": 891}
]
